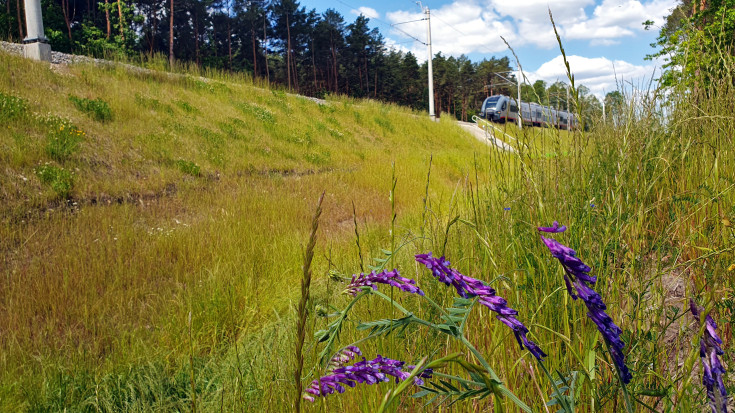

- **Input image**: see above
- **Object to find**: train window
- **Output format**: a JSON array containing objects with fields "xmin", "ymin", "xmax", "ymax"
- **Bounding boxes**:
[
  {"xmin": 510, "ymin": 103, "xmax": 518, "ymax": 112},
  {"xmin": 501, "ymin": 102, "xmax": 507, "ymax": 111}
]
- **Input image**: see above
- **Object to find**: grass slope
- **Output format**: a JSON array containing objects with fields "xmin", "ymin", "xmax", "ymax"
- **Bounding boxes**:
[{"xmin": 0, "ymin": 51, "xmax": 494, "ymax": 410}]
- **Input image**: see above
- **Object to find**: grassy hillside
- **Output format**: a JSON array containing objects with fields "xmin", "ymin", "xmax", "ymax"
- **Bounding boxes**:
[
  {"xmin": 1, "ymin": 50, "xmax": 733, "ymax": 412},
  {"xmin": 0, "ymin": 51, "xmax": 495, "ymax": 407}
]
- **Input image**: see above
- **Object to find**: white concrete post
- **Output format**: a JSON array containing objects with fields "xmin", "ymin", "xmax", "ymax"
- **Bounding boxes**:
[{"xmin": 23, "ymin": 0, "xmax": 51, "ymax": 61}]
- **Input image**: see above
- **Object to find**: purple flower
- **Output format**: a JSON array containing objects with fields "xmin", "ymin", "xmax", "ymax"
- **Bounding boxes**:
[
  {"xmin": 538, "ymin": 223, "xmax": 632, "ymax": 384},
  {"xmin": 691, "ymin": 299, "xmax": 728, "ymax": 413},
  {"xmin": 303, "ymin": 352, "xmax": 433, "ymax": 402},
  {"xmin": 537, "ymin": 220, "xmax": 567, "ymax": 233},
  {"xmin": 415, "ymin": 253, "xmax": 546, "ymax": 361},
  {"xmin": 345, "ymin": 269, "xmax": 424, "ymax": 297},
  {"xmin": 327, "ymin": 346, "xmax": 363, "ymax": 371}
]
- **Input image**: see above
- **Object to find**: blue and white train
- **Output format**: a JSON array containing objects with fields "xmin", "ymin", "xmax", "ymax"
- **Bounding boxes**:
[{"xmin": 479, "ymin": 95, "xmax": 578, "ymax": 130}]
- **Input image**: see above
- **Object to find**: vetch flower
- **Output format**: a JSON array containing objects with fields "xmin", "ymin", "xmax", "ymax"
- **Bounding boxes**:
[
  {"xmin": 344, "ymin": 269, "xmax": 424, "ymax": 297},
  {"xmin": 415, "ymin": 253, "xmax": 546, "ymax": 361},
  {"xmin": 327, "ymin": 346, "xmax": 362, "ymax": 371},
  {"xmin": 538, "ymin": 222, "xmax": 632, "ymax": 384},
  {"xmin": 537, "ymin": 220, "xmax": 567, "ymax": 233},
  {"xmin": 691, "ymin": 299, "xmax": 728, "ymax": 413},
  {"xmin": 303, "ymin": 352, "xmax": 433, "ymax": 402}
]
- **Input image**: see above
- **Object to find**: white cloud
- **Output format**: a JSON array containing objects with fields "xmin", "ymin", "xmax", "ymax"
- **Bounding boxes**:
[
  {"xmin": 382, "ymin": 0, "xmax": 677, "ymax": 56},
  {"xmin": 528, "ymin": 54, "xmax": 661, "ymax": 99},
  {"xmin": 351, "ymin": 7, "xmax": 380, "ymax": 19},
  {"xmin": 563, "ymin": 0, "xmax": 677, "ymax": 42},
  {"xmin": 386, "ymin": 1, "xmax": 517, "ymax": 61}
]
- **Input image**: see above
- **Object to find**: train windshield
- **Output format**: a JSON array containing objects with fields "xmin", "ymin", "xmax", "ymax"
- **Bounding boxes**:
[{"xmin": 483, "ymin": 97, "xmax": 500, "ymax": 110}]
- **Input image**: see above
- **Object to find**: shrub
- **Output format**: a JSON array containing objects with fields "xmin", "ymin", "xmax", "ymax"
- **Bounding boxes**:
[
  {"xmin": 174, "ymin": 100, "xmax": 199, "ymax": 114},
  {"xmin": 235, "ymin": 102, "xmax": 275, "ymax": 124},
  {"xmin": 0, "ymin": 92, "xmax": 27, "ymax": 121},
  {"xmin": 46, "ymin": 122, "xmax": 85, "ymax": 162},
  {"xmin": 175, "ymin": 159, "xmax": 200, "ymax": 176},
  {"xmin": 35, "ymin": 163, "xmax": 74, "ymax": 198},
  {"xmin": 68, "ymin": 95, "xmax": 113, "ymax": 122}
]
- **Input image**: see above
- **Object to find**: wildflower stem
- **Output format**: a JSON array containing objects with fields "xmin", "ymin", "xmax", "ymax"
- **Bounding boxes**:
[
  {"xmin": 368, "ymin": 289, "xmax": 411, "ymax": 315},
  {"xmin": 605, "ymin": 339, "xmax": 634, "ymax": 413},
  {"xmin": 536, "ymin": 359, "xmax": 574, "ymax": 413},
  {"xmin": 419, "ymin": 294, "xmax": 450, "ymax": 318},
  {"xmin": 459, "ymin": 335, "xmax": 500, "ymax": 383}
]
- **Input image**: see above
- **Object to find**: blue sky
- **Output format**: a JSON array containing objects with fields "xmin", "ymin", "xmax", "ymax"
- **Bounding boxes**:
[{"xmin": 304, "ymin": 0, "xmax": 678, "ymax": 99}]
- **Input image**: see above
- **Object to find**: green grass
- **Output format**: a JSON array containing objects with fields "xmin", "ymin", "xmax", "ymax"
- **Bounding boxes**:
[{"xmin": 0, "ymin": 48, "xmax": 733, "ymax": 412}]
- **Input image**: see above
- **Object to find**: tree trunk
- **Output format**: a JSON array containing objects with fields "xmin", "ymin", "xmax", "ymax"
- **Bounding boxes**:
[
  {"xmin": 311, "ymin": 40, "xmax": 317, "ymax": 93},
  {"xmin": 117, "ymin": 0, "xmax": 125, "ymax": 41},
  {"xmin": 228, "ymin": 19, "xmax": 233, "ymax": 70},
  {"xmin": 61, "ymin": 0, "xmax": 73, "ymax": 41},
  {"xmin": 374, "ymin": 70, "xmax": 377, "ymax": 98},
  {"xmin": 331, "ymin": 42, "xmax": 338, "ymax": 93},
  {"xmin": 194, "ymin": 10, "xmax": 200, "ymax": 66},
  {"xmin": 212, "ymin": 18, "xmax": 217, "ymax": 57},
  {"xmin": 292, "ymin": 48, "xmax": 299, "ymax": 92},
  {"xmin": 169, "ymin": 0, "xmax": 174, "ymax": 66},
  {"xmin": 364, "ymin": 56, "xmax": 369, "ymax": 96},
  {"xmin": 15, "ymin": 0, "xmax": 23, "ymax": 40},
  {"xmin": 250, "ymin": 27, "xmax": 257, "ymax": 75},
  {"xmin": 263, "ymin": 17, "xmax": 269, "ymax": 83},
  {"xmin": 286, "ymin": 14, "xmax": 291, "ymax": 89},
  {"xmin": 105, "ymin": 0, "xmax": 111, "ymax": 39},
  {"xmin": 149, "ymin": 11, "xmax": 157, "ymax": 54}
]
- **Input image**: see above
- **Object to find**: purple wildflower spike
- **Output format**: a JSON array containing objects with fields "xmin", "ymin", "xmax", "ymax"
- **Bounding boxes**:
[
  {"xmin": 327, "ymin": 346, "xmax": 363, "ymax": 371},
  {"xmin": 691, "ymin": 299, "xmax": 728, "ymax": 413},
  {"xmin": 415, "ymin": 252, "xmax": 547, "ymax": 361},
  {"xmin": 537, "ymin": 221, "xmax": 567, "ymax": 233},
  {"xmin": 345, "ymin": 269, "xmax": 424, "ymax": 297},
  {"xmin": 538, "ymin": 223, "xmax": 632, "ymax": 384},
  {"xmin": 303, "ymin": 352, "xmax": 433, "ymax": 402}
]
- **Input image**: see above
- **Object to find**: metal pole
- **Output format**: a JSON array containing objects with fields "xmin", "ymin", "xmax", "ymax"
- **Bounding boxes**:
[
  {"xmin": 517, "ymin": 67, "xmax": 522, "ymax": 129},
  {"xmin": 23, "ymin": 0, "xmax": 51, "ymax": 61},
  {"xmin": 426, "ymin": 7, "xmax": 435, "ymax": 121}
]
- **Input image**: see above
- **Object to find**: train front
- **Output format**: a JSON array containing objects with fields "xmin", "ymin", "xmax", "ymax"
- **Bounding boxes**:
[{"xmin": 481, "ymin": 96, "xmax": 503, "ymax": 121}]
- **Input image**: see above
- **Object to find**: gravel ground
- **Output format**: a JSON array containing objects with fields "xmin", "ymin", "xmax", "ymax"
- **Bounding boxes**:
[{"xmin": 0, "ymin": 40, "xmax": 103, "ymax": 65}]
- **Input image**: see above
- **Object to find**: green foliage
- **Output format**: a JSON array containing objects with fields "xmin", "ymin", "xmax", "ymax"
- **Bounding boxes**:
[
  {"xmin": 649, "ymin": 0, "xmax": 735, "ymax": 87},
  {"xmin": 174, "ymin": 159, "xmax": 200, "ymax": 176},
  {"xmin": 174, "ymin": 99, "xmax": 198, "ymax": 114},
  {"xmin": 45, "ymin": 120, "xmax": 84, "ymax": 161},
  {"xmin": 69, "ymin": 95, "xmax": 113, "ymax": 122},
  {"xmin": 235, "ymin": 102, "xmax": 275, "ymax": 124},
  {"xmin": 34, "ymin": 163, "xmax": 74, "ymax": 198},
  {"xmin": 0, "ymin": 92, "xmax": 27, "ymax": 121}
]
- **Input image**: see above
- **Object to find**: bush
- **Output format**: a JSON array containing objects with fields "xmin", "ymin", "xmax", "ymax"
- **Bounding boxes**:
[
  {"xmin": 175, "ymin": 159, "xmax": 200, "ymax": 176},
  {"xmin": 68, "ymin": 95, "xmax": 113, "ymax": 122},
  {"xmin": 35, "ymin": 164, "xmax": 74, "ymax": 198},
  {"xmin": 0, "ymin": 92, "xmax": 27, "ymax": 121},
  {"xmin": 46, "ymin": 122, "xmax": 85, "ymax": 162}
]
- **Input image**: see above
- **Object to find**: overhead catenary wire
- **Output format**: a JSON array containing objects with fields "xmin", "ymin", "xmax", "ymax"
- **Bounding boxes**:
[{"xmin": 333, "ymin": 0, "xmax": 428, "ymax": 45}]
